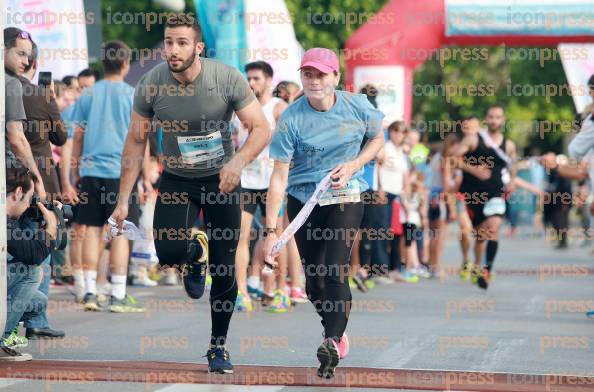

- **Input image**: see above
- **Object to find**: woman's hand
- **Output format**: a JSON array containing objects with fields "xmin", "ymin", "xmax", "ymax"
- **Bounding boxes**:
[
  {"xmin": 330, "ymin": 160, "xmax": 358, "ymax": 189},
  {"xmin": 263, "ymin": 232, "xmax": 279, "ymax": 268}
]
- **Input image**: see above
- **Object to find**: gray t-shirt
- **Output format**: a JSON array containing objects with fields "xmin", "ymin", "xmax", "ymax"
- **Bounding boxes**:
[
  {"xmin": 6, "ymin": 74, "xmax": 26, "ymax": 124},
  {"xmin": 134, "ymin": 58, "xmax": 255, "ymax": 178}
]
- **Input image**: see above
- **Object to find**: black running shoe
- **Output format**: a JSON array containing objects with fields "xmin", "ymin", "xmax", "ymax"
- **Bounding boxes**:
[
  {"xmin": 317, "ymin": 338, "xmax": 340, "ymax": 379},
  {"xmin": 83, "ymin": 293, "xmax": 100, "ymax": 311},
  {"xmin": 206, "ymin": 346, "xmax": 234, "ymax": 374},
  {"xmin": 182, "ymin": 231, "xmax": 209, "ymax": 299},
  {"xmin": 477, "ymin": 268, "xmax": 491, "ymax": 290}
]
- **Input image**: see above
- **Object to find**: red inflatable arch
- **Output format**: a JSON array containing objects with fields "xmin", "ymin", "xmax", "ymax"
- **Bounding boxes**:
[{"xmin": 345, "ymin": 0, "xmax": 594, "ymax": 123}]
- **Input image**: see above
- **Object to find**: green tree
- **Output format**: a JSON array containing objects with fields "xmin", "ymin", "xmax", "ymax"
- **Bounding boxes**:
[{"xmin": 413, "ymin": 46, "xmax": 575, "ymax": 153}]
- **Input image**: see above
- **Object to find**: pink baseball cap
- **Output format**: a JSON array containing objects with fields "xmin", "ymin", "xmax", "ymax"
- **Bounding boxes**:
[{"xmin": 299, "ymin": 48, "xmax": 339, "ymax": 74}]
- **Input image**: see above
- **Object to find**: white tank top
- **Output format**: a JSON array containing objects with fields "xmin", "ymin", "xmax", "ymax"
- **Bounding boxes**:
[
  {"xmin": 239, "ymin": 97, "xmax": 281, "ymax": 190},
  {"xmin": 379, "ymin": 141, "xmax": 409, "ymax": 196}
]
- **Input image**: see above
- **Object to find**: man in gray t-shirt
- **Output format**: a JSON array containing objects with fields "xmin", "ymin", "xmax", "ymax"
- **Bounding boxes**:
[
  {"xmin": 133, "ymin": 57, "xmax": 255, "ymax": 178},
  {"xmin": 110, "ymin": 14, "xmax": 271, "ymax": 374},
  {"xmin": 5, "ymin": 73, "xmax": 46, "ymax": 198}
]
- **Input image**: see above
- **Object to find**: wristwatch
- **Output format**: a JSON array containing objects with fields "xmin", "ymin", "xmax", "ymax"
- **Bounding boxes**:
[{"xmin": 263, "ymin": 227, "xmax": 276, "ymax": 237}]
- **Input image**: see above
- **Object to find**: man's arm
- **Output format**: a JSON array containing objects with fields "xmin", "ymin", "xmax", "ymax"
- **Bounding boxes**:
[
  {"xmin": 506, "ymin": 139, "xmax": 518, "ymax": 191},
  {"xmin": 118, "ymin": 111, "xmax": 151, "ymax": 203},
  {"xmin": 6, "ymin": 121, "xmax": 46, "ymax": 197},
  {"xmin": 568, "ymin": 116, "xmax": 594, "ymax": 161},
  {"xmin": 219, "ymin": 100, "xmax": 271, "ymax": 193},
  {"xmin": 45, "ymin": 94, "xmax": 68, "ymax": 147},
  {"xmin": 234, "ymin": 99, "xmax": 272, "ymax": 166},
  {"xmin": 7, "ymin": 221, "xmax": 51, "ymax": 265},
  {"xmin": 71, "ymin": 126, "xmax": 85, "ymax": 186},
  {"xmin": 273, "ymin": 100, "xmax": 288, "ymax": 123}
]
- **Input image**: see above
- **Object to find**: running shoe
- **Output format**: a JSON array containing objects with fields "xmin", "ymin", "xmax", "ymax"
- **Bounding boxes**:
[
  {"xmin": 587, "ymin": 311, "xmax": 594, "ymax": 318},
  {"xmin": 0, "ymin": 346, "xmax": 32, "ymax": 361},
  {"xmin": 160, "ymin": 272, "xmax": 179, "ymax": 286},
  {"xmin": 247, "ymin": 285, "xmax": 263, "ymax": 300},
  {"xmin": 477, "ymin": 268, "xmax": 491, "ymax": 290},
  {"xmin": 290, "ymin": 286, "xmax": 308, "ymax": 304},
  {"xmin": 317, "ymin": 338, "xmax": 340, "ymax": 379},
  {"xmin": 4, "ymin": 329, "xmax": 28, "ymax": 349},
  {"xmin": 83, "ymin": 293, "xmax": 100, "ymax": 312},
  {"xmin": 364, "ymin": 278, "xmax": 375, "ymax": 289},
  {"xmin": 373, "ymin": 275, "xmax": 394, "ymax": 285},
  {"xmin": 132, "ymin": 274, "xmax": 158, "ymax": 287},
  {"xmin": 108, "ymin": 294, "xmax": 146, "ymax": 313},
  {"xmin": 69, "ymin": 283, "xmax": 85, "ymax": 303},
  {"xmin": 235, "ymin": 292, "xmax": 253, "ymax": 312},
  {"xmin": 182, "ymin": 230, "xmax": 209, "ymax": 299},
  {"xmin": 97, "ymin": 282, "xmax": 112, "ymax": 303},
  {"xmin": 412, "ymin": 266, "xmax": 431, "ymax": 279},
  {"xmin": 459, "ymin": 262, "xmax": 472, "ymax": 281},
  {"xmin": 206, "ymin": 346, "xmax": 234, "ymax": 374},
  {"xmin": 352, "ymin": 272, "xmax": 368, "ymax": 293},
  {"xmin": 338, "ymin": 332, "xmax": 349, "ymax": 359},
  {"xmin": 348, "ymin": 277, "xmax": 357, "ymax": 289},
  {"xmin": 470, "ymin": 264, "xmax": 481, "ymax": 284},
  {"xmin": 399, "ymin": 270, "xmax": 419, "ymax": 283},
  {"xmin": 266, "ymin": 290, "xmax": 291, "ymax": 313}
]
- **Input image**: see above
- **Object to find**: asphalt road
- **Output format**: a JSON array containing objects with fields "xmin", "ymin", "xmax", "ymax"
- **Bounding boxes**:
[{"xmin": 4, "ymin": 229, "xmax": 594, "ymax": 391}]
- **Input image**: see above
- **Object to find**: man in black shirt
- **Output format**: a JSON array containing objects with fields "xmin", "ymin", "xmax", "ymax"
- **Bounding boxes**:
[{"xmin": 452, "ymin": 105, "xmax": 517, "ymax": 289}]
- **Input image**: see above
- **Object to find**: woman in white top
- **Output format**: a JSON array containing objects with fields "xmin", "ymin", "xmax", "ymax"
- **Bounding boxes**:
[{"xmin": 378, "ymin": 122, "xmax": 417, "ymax": 282}]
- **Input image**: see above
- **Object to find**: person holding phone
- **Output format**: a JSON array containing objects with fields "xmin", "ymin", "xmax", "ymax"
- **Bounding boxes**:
[
  {"xmin": 14, "ymin": 38, "xmax": 67, "ymax": 201},
  {"xmin": 263, "ymin": 48, "xmax": 384, "ymax": 378}
]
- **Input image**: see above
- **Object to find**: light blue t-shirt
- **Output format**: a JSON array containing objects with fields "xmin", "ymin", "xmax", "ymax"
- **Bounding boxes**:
[
  {"xmin": 71, "ymin": 80, "xmax": 134, "ymax": 179},
  {"xmin": 61, "ymin": 104, "xmax": 76, "ymax": 139},
  {"xmin": 270, "ymin": 90, "xmax": 385, "ymax": 203}
]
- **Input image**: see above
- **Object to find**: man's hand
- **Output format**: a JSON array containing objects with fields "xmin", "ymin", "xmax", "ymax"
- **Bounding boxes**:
[
  {"xmin": 109, "ymin": 202, "xmax": 129, "ymax": 234},
  {"xmin": 330, "ymin": 160, "xmax": 358, "ymax": 189},
  {"xmin": 38, "ymin": 202, "xmax": 58, "ymax": 240},
  {"xmin": 539, "ymin": 152, "xmax": 558, "ymax": 170},
  {"xmin": 219, "ymin": 154, "xmax": 244, "ymax": 193},
  {"xmin": 377, "ymin": 189, "xmax": 388, "ymax": 205},
  {"xmin": 62, "ymin": 183, "xmax": 79, "ymax": 205},
  {"xmin": 35, "ymin": 180, "xmax": 47, "ymax": 201}
]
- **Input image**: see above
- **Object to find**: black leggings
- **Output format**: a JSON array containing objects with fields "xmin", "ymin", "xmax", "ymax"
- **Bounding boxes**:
[
  {"xmin": 287, "ymin": 195, "xmax": 364, "ymax": 341},
  {"xmin": 153, "ymin": 171, "xmax": 240, "ymax": 346}
]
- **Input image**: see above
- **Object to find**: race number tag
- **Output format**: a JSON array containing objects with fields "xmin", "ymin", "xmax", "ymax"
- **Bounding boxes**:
[
  {"xmin": 177, "ymin": 131, "xmax": 224, "ymax": 165},
  {"xmin": 483, "ymin": 197, "xmax": 506, "ymax": 216},
  {"xmin": 318, "ymin": 180, "xmax": 361, "ymax": 206}
]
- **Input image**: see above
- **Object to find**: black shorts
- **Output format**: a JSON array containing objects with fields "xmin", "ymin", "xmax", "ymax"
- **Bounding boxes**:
[
  {"xmin": 465, "ymin": 195, "xmax": 505, "ymax": 228},
  {"xmin": 240, "ymin": 188, "xmax": 267, "ymax": 217},
  {"xmin": 403, "ymin": 223, "xmax": 418, "ymax": 247},
  {"xmin": 76, "ymin": 176, "xmax": 140, "ymax": 227}
]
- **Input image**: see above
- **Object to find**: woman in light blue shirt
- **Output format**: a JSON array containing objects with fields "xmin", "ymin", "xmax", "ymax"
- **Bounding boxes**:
[{"xmin": 262, "ymin": 48, "xmax": 384, "ymax": 378}]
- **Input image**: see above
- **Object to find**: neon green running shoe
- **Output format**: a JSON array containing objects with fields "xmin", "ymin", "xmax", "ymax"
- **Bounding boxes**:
[
  {"xmin": 4, "ymin": 329, "xmax": 28, "ymax": 348},
  {"xmin": 108, "ymin": 294, "xmax": 146, "ymax": 313}
]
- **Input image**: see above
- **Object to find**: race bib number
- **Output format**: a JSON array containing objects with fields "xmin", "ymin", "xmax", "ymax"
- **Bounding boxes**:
[
  {"xmin": 318, "ymin": 180, "xmax": 361, "ymax": 206},
  {"xmin": 483, "ymin": 197, "xmax": 506, "ymax": 216},
  {"xmin": 177, "ymin": 131, "xmax": 224, "ymax": 165}
]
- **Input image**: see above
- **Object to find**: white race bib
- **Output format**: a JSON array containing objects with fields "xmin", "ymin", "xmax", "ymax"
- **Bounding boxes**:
[
  {"xmin": 483, "ymin": 197, "xmax": 506, "ymax": 216},
  {"xmin": 318, "ymin": 180, "xmax": 361, "ymax": 206},
  {"xmin": 177, "ymin": 131, "xmax": 224, "ymax": 165}
]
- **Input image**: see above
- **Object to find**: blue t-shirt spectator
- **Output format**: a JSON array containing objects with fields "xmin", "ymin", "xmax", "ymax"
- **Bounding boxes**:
[
  {"xmin": 71, "ymin": 80, "xmax": 134, "ymax": 179},
  {"xmin": 270, "ymin": 90, "xmax": 384, "ymax": 203},
  {"xmin": 61, "ymin": 104, "xmax": 76, "ymax": 139}
]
